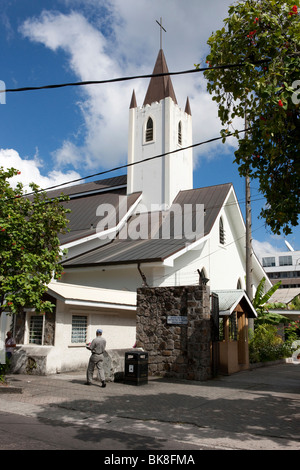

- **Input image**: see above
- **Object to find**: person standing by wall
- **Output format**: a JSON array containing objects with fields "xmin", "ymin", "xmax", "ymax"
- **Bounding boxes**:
[
  {"xmin": 5, "ymin": 331, "xmax": 16, "ymax": 361},
  {"xmin": 85, "ymin": 329, "xmax": 106, "ymax": 388}
]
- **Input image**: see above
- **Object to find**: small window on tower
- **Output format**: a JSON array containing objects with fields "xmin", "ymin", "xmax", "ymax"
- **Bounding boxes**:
[
  {"xmin": 178, "ymin": 121, "xmax": 182, "ymax": 145},
  {"xmin": 145, "ymin": 117, "xmax": 154, "ymax": 142},
  {"xmin": 219, "ymin": 217, "xmax": 225, "ymax": 245}
]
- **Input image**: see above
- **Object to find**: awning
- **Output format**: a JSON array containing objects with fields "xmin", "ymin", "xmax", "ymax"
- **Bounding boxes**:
[
  {"xmin": 47, "ymin": 281, "xmax": 136, "ymax": 311},
  {"xmin": 213, "ymin": 290, "xmax": 257, "ymax": 318}
]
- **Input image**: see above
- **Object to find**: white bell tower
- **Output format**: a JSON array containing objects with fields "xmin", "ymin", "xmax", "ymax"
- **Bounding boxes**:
[{"xmin": 127, "ymin": 49, "xmax": 193, "ymax": 211}]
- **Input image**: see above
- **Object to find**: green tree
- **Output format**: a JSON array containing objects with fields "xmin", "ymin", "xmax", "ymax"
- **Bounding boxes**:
[
  {"xmin": 204, "ymin": 0, "xmax": 300, "ymax": 235},
  {"xmin": 252, "ymin": 276, "xmax": 288, "ymax": 325},
  {"xmin": 249, "ymin": 323, "xmax": 291, "ymax": 362},
  {"xmin": 0, "ymin": 167, "xmax": 70, "ymax": 317}
]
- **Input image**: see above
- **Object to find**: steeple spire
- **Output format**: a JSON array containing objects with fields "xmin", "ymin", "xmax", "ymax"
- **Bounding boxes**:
[
  {"xmin": 143, "ymin": 49, "xmax": 177, "ymax": 106},
  {"xmin": 185, "ymin": 97, "xmax": 192, "ymax": 116},
  {"xmin": 129, "ymin": 89, "xmax": 137, "ymax": 109}
]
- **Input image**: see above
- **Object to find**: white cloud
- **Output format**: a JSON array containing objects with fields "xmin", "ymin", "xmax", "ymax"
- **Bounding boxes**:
[
  {"xmin": 20, "ymin": 10, "xmax": 133, "ymax": 170},
  {"xmin": 0, "ymin": 148, "xmax": 81, "ymax": 191},
  {"xmin": 19, "ymin": 1, "xmax": 239, "ymax": 172},
  {"xmin": 252, "ymin": 239, "xmax": 280, "ymax": 260}
]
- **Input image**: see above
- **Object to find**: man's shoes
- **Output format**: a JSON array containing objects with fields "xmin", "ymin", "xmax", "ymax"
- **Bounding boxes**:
[
  {"xmin": 101, "ymin": 381, "xmax": 106, "ymax": 388},
  {"xmin": 84, "ymin": 382, "xmax": 91, "ymax": 385}
]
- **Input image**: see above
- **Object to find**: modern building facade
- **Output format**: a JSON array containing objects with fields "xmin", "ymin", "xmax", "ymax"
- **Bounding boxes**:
[{"xmin": 259, "ymin": 249, "xmax": 300, "ymax": 289}]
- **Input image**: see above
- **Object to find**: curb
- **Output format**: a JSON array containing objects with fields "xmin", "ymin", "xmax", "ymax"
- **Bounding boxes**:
[
  {"xmin": 249, "ymin": 357, "xmax": 292, "ymax": 369},
  {"xmin": 0, "ymin": 383, "xmax": 23, "ymax": 394}
]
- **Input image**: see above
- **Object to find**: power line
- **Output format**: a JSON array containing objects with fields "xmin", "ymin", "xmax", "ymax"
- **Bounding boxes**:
[
  {"xmin": 66, "ymin": 194, "xmax": 266, "ymax": 234},
  {"xmin": 0, "ymin": 59, "xmax": 270, "ymax": 94},
  {"xmin": 13, "ymin": 127, "xmax": 251, "ymax": 199},
  {"xmin": 146, "ymin": 223, "xmax": 267, "ymax": 285}
]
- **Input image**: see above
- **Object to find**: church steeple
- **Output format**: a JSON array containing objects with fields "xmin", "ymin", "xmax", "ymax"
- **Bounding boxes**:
[
  {"xmin": 127, "ymin": 48, "xmax": 193, "ymax": 210},
  {"xmin": 143, "ymin": 49, "xmax": 177, "ymax": 106}
]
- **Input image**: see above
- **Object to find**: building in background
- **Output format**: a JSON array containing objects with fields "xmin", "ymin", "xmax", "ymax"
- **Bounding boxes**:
[{"xmin": 259, "ymin": 245, "xmax": 300, "ymax": 290}]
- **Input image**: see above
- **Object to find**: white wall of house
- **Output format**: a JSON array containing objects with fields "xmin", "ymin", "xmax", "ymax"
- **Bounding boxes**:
[
  {"xmin": 53, "ymin": 301, "xmax": 136, "ymax": 373},
  {"xmin": 20, "ymin": 299, "xmax": 136, "ymax": 374}
]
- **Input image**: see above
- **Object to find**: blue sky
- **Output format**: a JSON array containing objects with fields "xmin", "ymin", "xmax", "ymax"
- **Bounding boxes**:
[{"xmin": 0, "ymin": 0, "xmax": 299, "ymax": 256}]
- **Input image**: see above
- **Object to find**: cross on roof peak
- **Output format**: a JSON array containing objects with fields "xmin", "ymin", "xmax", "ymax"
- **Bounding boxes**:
[{"xmin": 156, "ymin": 17, "xmax": 166, "ymax": 50}]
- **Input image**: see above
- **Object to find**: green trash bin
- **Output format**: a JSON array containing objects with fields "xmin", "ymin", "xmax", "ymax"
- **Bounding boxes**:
[{"xmin": 124, "ymin": 350, "xmax": 148, "ymax": 385}]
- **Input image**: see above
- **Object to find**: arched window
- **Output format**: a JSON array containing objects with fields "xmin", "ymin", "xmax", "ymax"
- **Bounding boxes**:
[
  {"xmin": 178, "ymin": 121, "xmax": 182, "ymax": 145},
  {"xmin": 219, "ymin": 217, "xmax": 225, "ymax": 245},
  {"xmin": 145, "ymin": 117, "xmax": 153, "ymax": 142},
  {"xmin": 237, "ymin": 278, "xmax": 242, "ymax": 289}
]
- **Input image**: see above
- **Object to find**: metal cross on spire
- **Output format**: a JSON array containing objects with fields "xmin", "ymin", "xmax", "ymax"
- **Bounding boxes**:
[{"xmin": 156, "ymin": 17, "xmax": 166, "ymax": 50}]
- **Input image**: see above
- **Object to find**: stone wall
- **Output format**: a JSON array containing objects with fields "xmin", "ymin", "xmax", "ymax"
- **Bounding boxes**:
[{"xmin": 136, "ymin": 285, "xmax": 212, "ymax": 381}]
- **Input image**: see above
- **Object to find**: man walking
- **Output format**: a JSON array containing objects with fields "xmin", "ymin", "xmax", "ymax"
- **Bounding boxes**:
[{"xmin": 85, "ymin": 329, "xmax": 106, "ymax": 388}]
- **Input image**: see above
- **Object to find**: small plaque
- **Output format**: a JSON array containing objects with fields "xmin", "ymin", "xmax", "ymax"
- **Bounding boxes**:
[{"xmin": 167, "ymin": 316, "xmax": 188, "ymax": 325}]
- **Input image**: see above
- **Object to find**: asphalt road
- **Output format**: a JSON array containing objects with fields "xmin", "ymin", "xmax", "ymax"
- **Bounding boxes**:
[
  {"xmin": 1, "ymin": 363, "xmax": 299, "ymax": 453},
  {"xmin": 0, "ymin": 411, "xmax": 208, "ymax": 452}
]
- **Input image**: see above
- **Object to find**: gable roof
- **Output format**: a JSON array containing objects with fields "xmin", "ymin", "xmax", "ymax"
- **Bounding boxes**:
[
  {"xmin": 143, "ymin": 49, "xmax": 177, "ymax": 106},
  {"xmin": 49, "ymin": 175, "xmax": 141, "ymax": 246},
  {"xmin": 60, "ymin": 189, "xmax": 141, "ymax": 246},
  {"xmin": 62, "ymin": 182, "xmax": 232, "ymax": 268},
  {"xmin": 213, "ymin": 290, "xmax": 257, "ymax": 318},
  {"xmin": 47, "ymin": 175, "xmax": 127, "ymax": 200}
]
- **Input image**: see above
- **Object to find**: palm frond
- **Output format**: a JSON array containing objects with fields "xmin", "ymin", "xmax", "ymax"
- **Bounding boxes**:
[
  {"xmin": 252, "ymin": 277, "xmax": 266, "ymax": 308},
  {"xmin": 260, "ymin": 280, "xmax": 282, "ymax": 306}
]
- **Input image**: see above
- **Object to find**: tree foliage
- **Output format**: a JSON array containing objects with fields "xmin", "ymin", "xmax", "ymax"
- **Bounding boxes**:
[
  {"xmin": 0, "ymin": 167, "xmax": 70, "ymax": 316},
  {"xmin": 252, "ymin": 276, "xmax": 288, "ymax": 325},
  {"xmin": 204, "ymin": 0, "xmax": 300, "ymax": 235}
]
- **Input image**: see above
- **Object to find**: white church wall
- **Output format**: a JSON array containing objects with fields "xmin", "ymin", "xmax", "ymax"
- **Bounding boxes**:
[
  {"xmin": 164, "ymin": 98, "xmax": 193, "ymax": 207},
  {"xmin": 128, "ymin": 98, "xmax": 193, "ymax": 211},
  {"xmin": 128, "ymin": 101, "xmax": 165, "ymax": 211}
]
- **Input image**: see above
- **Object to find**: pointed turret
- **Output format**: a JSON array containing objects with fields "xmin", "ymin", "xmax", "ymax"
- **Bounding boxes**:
[
  {"xmin": 143, "ymin": 49, "xmax": 177, "ymax": 106},
  {"xmin": 129, "ymin": 89, "xmax": 137, "ymax": 109},
  {"xmin": 185, "ymin": 97, "xmax": 192, "ymax": 116}
]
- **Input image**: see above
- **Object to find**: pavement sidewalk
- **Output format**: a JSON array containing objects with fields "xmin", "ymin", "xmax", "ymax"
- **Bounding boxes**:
[{"xmin": 0, "ymin": 362, "xmax": 299, "ymax": 450}]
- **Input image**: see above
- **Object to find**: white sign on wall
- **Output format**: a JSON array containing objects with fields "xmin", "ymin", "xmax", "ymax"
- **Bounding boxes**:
[{"xmin": 167, "ymin": 316, "xmax": 188, "ymax": 325}]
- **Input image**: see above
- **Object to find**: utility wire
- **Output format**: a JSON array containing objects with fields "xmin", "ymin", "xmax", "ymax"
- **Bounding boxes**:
[
  {"xmin": 66, "ymin": 194, "xmax": 266, "ymax": 234},
  {"xmin": 151, "ymin": 223, "xmax": 267, "ymax": 285},
  {"xmin": 0, "ymin": 59, "xmax": 270, "ymax": 94},
  {"xmin": 15, "ymin": 127, "xmax": 251, "ymax": 199}
]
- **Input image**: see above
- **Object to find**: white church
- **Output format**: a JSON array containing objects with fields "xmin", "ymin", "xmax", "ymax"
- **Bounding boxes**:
[{"xmin": 5, "ymin": 48, "xmax": 270, "ymax": 376}]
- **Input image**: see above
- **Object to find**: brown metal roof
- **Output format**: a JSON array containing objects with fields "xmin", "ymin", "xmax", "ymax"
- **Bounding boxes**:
[
  {"xmin": 63, "ymin": 183, "xmax": 232, "ymax": 267},
  {"xmin": 46, "ymin": 174, "xmax": 138, "ymax": 246},
  {"xmin": 60, "ymin": 189, "xmax": 141, "ymax": 245},
  {"xmin": 47, "ymin": 175, "xmax": 127, "ymax": 200},
  {"xmin": 143, "ymin": 49, "xmax": 177, "ymax": 106}
]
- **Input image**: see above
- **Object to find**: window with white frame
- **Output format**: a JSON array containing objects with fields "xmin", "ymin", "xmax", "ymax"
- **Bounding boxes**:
[
  {"xmin": 262, "ymin": 256, "xmax": 276, "ymax": 267},
  {"xmin": 71, "ymin": 315, "xmax": 87, "ymax": 343},
  {"xmin": 279, "ymin": 255, "xmax": 293, "ymax": 266},
  {"xmin": 29, "ymin": 315, "xmax": 44, "ymax": 345}
]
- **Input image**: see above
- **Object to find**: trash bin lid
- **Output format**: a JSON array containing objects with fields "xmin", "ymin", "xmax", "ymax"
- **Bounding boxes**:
[{"xmin": 125, "ymin": 350, "xmax": 148, "ymax": 360}]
